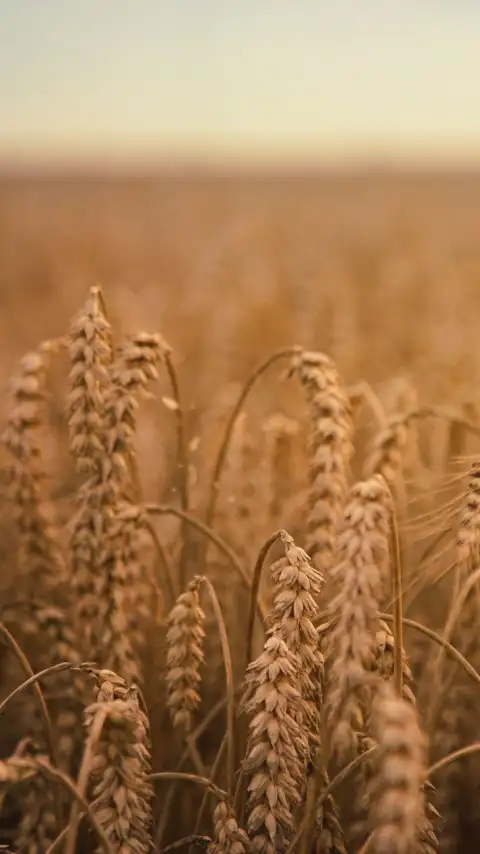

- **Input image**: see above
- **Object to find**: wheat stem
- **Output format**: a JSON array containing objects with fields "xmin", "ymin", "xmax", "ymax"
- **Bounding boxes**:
[
  {"xmin": 6, "ymin": 757, "xmax": 115, "ymax": 854},
  {"xmin": 206, "ymin": 346, "xmax": 301, "ymax": 529},
  {"xmin": 391, "ymin": 508, "xmax": 404, "ymax": 697},
  {"xmin": 191, "ymin": 732, "xmax": 228, "ymax": 849},
  {"xmin": 0, "ymin": 620, "xmax": 58, "ymax": 765},
  {"xmin": 64, "ymin": 708, "xmax": 109, "ymax": 854},
  {"xmin": 145, "ymin": 503, "xmax": 267, "ymax": 621},
  {"xmin": 0, "ymin": 660, "xmax": 93, "ymax": 715},
  {"xmin": 149, "ymin": 771, "xmax": 227, "ymax": 800},
  {"xmin": 195, "ymin": 575, "xmax": 235, "ymax": 798},
  {"xmin": 159, "ymin": 836, "xmax": 212, "ymax": 853},
  {"xmin": 428, "ymin": 741, "xmax": 480, "ymax": 777},
  {"xmin": 246, "ymin": 529, "xmax": 282, "ymax": 665}
]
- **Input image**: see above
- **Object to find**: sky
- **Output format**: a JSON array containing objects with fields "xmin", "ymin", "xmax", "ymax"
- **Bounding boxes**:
[{"xmin": 1, "ymin": 0, "xmax": 480, "ymax": 167}]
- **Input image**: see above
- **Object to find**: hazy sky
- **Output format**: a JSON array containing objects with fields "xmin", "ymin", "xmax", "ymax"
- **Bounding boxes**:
[{"xmin": 1, "ymin": 0, "xmax": 480, "ymax": 165}]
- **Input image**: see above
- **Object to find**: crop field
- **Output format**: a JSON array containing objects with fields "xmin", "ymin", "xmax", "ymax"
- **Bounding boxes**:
[{"xmin": 1, "ymin": 170, "xmax": 480, "ymax": 853}]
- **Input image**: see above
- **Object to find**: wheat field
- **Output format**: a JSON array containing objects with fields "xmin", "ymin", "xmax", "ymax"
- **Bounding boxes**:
[{"xmin": 1, "ymin": 170, "xmax": 480, "ymax": 854}]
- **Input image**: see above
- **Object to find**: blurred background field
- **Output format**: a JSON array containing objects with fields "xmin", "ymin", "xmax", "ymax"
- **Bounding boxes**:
[{"xmin": 3, "ymin": 168, "xmax": 480, "ymax": 410}]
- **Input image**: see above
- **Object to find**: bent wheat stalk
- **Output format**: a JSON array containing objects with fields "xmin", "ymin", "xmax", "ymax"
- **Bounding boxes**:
[
  {"xmin": 246, "ymin": 529, "xmax": 282, "ymax": 665},
  {"xmin": 206, "ymin": 346, "xmax": 301, "ymax": 529},
  {"xmin": 145, "ymin": 503, "xmax": 267, "ymax": 622}
]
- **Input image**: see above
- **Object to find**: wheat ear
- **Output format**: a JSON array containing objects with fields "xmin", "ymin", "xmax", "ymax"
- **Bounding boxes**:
[
  {"xmin": 269, "ymin": 530, "xmax": 324, "ymax": 762},
  {"xmin": 367, "ymin": 680, "xmax": 427, "ymax": 854},
  {"xmin": 241, "ymin": 632, "xmax": 308, "ymax": 853},
  {"xmin": 84, "ymin": 669, "xmax": 153, "ymax": 854},
  {"xmin": 289, "ymin": 348, "xmax": 354, "ymax": 574},
  {"xmin": 209, "ymin": 801, "xmax": 250, "ymax": 854},
  {"xmin": 3, "ymin": 344, "xmax": 65, "ymax": 590},
  {"xmin": 326, "ymin": 475, "xmax": 392, "ymax": 761},
  {"xmin": 165, "ymin": 578, "xmax": 206, "ymax": 732}
]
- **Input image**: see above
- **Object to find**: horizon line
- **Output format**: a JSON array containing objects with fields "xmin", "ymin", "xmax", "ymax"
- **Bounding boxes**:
[{"xmin": 2, "ymin": 152, "xmax": 480, "ymax": 179}]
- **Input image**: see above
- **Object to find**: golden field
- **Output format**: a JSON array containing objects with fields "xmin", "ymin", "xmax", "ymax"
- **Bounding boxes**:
[{"xmin": 1, "ymin": 169, "xmax": 480, "ymax": 853}]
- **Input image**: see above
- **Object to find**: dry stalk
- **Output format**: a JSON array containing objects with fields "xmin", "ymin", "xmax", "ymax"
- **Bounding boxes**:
[
  {"xmin": 377, "ymin": 613, "xmax": 480, "ymax": 689},
  {"xmin": 161, "ymin": 349, "xmax": 191, "ymax": 587},
  {"xmin": 3, "ymin": 598, "xmax": 83, "ymax": 773},
  {"xmin": 390, "ymin": 510, "xmax": 404, "ymax": 698},
  {"xmin": 193, "ymin": 576, "xmax": 235, "ymax": 798},
  {"xmin": 0, "ymin": 619, "xmax": 57, "ymax": 764},
  {"xmin": 149, "ymin": 771, "xmax": 227, "ymax": 801},
  {"xmin": 145, "ymin": 503, "xmax": 267, "ymax": 623},
  {"xmin": 7, "ymin": 744, "xmax": 60, "ymax": 854},
  {"xmin": 1, "ymin": 754, "xmax": 114, "ymax": 854},
  {"xmin": 246, "ymin": 530, "xmax": 283, "ymax": 666},
  {"xmin": 206, "ymin": 346, "xmax": 301, "ymax": 530},
  {"xmin": 191, "ymin": 733, "xmax": 228, "ymax": 848},
  {"xmin": 27, "ymin": 604, "xmax": 82, "ymax": 771}
]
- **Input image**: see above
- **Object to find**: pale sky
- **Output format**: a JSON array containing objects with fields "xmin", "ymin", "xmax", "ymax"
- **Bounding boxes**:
[{"xmin": 1, "ymin": 0, "xmax": 480, "ymax": 165}]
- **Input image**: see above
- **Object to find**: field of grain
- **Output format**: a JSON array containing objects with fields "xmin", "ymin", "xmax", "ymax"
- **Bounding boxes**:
[{"xmin": 1, "ymin": 170, "xmax": 480, "ymax": 854}]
